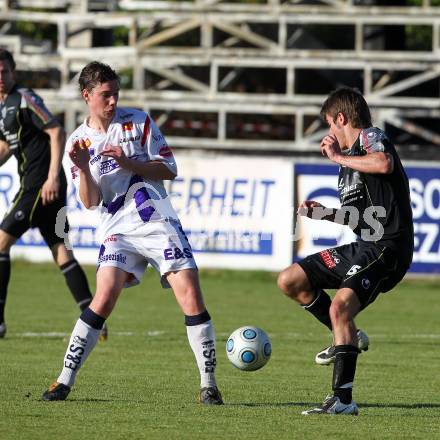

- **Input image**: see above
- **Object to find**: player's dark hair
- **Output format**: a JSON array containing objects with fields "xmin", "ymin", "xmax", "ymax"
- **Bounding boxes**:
[
  {"xmin": 320, "ymin": 86, "xmax": 372, "ymax": 128},
  {"xmin": 78, "ymin": 61, "xmax": 120, "ymax": 92},
  {"xmin": 0, "ymin": 48, "xmax": 16, "ymax": 70}
]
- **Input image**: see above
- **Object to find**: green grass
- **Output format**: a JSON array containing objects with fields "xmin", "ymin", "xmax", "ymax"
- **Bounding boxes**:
[{"xmin": 1, "ymin": 262, "xmax": 439, "ymax": 439}]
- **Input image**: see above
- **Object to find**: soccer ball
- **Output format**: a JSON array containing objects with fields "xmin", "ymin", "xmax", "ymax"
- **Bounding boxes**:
[{"xmin": 226, "ymin": 326, "xmax": 272, "ymax": 371}]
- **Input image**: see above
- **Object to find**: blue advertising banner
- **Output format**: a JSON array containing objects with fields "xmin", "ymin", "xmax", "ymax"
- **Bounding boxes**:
[{"xmin": 294, "ymin": 162, "xmax": 440, "ymax": 275}]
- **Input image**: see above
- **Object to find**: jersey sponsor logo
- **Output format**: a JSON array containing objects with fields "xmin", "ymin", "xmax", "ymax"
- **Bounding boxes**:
[
  {"xmin": 163, "ymin": 246, "xmax": 193, "ymax": 260},
  {"xmin": 340, "ymin": 183, "xmax": 358, "ymax": 195},
  {"xmin": 122, "ymin": 121, "xmax": 134, "ymax": 131},
  {"xmin": 104, "ymin": 235, "xmax": 118, "ymax": 243},
  {"xmin": 159, "ymin": 145, "xmax": 173, "ymax": 158},
  {"xmin": 90, "ymin": 155, "xmax": 101, "ymax": 166},
  {"xmin": 100, "ymin": 159, "xmax": 119, "ymax": 175},
  {"xmin": 319, "ymin": 249, "xmax": 338, "ymax": 269},
  {"xmin": 98, "ymin": 252, "xmax": 127, "ymax": 264},
  {"xmin": 119, "ymin": 134, "xmax": 140, "ymax": 144}
]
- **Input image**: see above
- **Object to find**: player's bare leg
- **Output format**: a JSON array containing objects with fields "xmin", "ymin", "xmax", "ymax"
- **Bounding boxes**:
[
  {"xmin": 278, "ymin": 263, "xmax": 369, "ymax": 365},
  {"xmin": 167, "ymin": 268, "xmax": 223, "ymax": 405},
  {"xmin": 0, "ymin": 230, "xmax": 16, "ymax": 338},
  {"xmin": 42, "ymin": 267, "xmax": 126, "ymax": 401},
  {"xmin": 278, "ymin": 263, "xmax": 333, "ymax": 330}
]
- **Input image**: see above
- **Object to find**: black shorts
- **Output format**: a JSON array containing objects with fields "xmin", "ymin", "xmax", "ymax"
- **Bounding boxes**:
[
  {"xmin": 298, "ymin": 241, "xmax": 410, "ymax": 310},
  {"xmin": 1, "ymin": 186, "xmax": 69, "ymax": 248}
]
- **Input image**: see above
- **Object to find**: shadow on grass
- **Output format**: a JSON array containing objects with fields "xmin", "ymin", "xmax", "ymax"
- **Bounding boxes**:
[
  {"xmin": 225, "ymin": 402, "xmax": 315, "ymax": 407},
  {"xmin": 219, "ymin": 402, "xmax": 440, "ymax": 410},
  {"xmin": 360, "ymin": 402, "xmax": 440, "ymax": 409}
]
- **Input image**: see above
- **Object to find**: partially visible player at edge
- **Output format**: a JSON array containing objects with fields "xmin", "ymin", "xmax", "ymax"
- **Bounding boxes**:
[
  {"xmin": 0, "ymin": 49, "xmax": 106, "ymax": 340},
  {"xmin": 42, "ymin": 61, "xmax": 223, "ymax": 405},
  {"xmin": 277, "ymin": 87, "xmax": 413, "ymax": 415}
]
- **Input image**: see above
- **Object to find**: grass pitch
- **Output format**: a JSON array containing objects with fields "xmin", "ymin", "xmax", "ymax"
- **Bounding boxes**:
[{"xmin": 1, "ymin": 261, "xmax": 439, "ymax": 439}]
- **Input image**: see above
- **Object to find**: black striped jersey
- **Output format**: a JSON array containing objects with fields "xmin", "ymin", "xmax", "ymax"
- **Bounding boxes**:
[
  {"xmin": 338, "ymin": 127, "xmax": 413, "ymax": 262},
  {"xmin": 0, "ymin": 84, "xmax": 64, "ymax": 189}
]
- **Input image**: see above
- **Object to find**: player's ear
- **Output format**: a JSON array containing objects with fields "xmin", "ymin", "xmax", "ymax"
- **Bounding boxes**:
[
  {"xmin": 337, "ymin": 112, "xmax": 348, "ymax": 126},
  {"xmin": 82, "ymin": 89, "xmax": 90, "ymax": 103}
]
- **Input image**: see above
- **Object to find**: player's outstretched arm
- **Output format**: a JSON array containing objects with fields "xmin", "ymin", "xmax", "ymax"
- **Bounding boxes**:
[
  {"xmin": 69, "ymin": 140, "xmax": 102, "ymax": 209},
  {"xmin": 298, "ymin": 201, "xmax": 357, "ymax": 226},
  {"xmin": 298, "ymin": 200, "xmax": 338, "ymax": 222}
]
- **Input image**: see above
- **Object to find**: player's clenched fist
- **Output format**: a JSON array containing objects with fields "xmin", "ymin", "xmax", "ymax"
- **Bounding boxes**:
[
  {"xmin": 320, "ymin": 134, "xmax": 342, "ymax": 161},
  {"xmin": 69, "ymin": 139, "xmax": 90, "ymax": 170}
]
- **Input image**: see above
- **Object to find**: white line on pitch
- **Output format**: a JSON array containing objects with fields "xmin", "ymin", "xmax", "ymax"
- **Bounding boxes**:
[
  {"xmin": 9, "ymin": 331, "xmax": 440, "ymax": 339},
  {"xmin": 14, "ymin": 331, "xmax": 163, "ymax": 338}
]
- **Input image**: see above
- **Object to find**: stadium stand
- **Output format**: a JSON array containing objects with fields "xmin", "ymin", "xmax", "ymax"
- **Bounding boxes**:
[{"xmin": 1, "ymin": 0, "xmax": 440, "ymax": 158}]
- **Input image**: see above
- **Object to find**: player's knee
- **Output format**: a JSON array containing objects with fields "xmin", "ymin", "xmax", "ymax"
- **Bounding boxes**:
[
  {"xmin": 0, "ymin": 231, "xmax": 15, "ymax": 253},
  {"xmin": 277, "ymin": 270, "xmax": 290, "ymax": 293},
  {"xmin": 277, "ymin": 268, "xmax": 300, "ymax": 298}
]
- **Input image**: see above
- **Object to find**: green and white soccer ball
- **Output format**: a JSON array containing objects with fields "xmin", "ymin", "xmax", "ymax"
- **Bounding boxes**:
[{"xmin": 226, "ymin": 326, "xmax": 272, "ymax": 371}]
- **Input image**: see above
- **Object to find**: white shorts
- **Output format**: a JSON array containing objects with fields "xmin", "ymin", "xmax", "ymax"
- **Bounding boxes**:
[{"xmin": 97, "ymin": 219, "xmax": 198, "ymax": 288}]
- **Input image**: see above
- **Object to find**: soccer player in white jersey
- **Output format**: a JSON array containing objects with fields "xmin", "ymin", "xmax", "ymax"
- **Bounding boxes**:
[{"xmin": 42, "ymin": 61, "xmax": 223, "ymax": 405}]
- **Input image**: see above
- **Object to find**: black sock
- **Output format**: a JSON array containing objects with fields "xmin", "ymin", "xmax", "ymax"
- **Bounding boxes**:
[
  {"xmin": 332, "ymin": 344, "xmax": 359, "ymax": 404},
  {"xmin": 80, "ymin": 307, "xmax": 106, "ymax": 330},
  {"xmin": 0, "ymin": 253, "xmax": 11, "ymax": 323},
  {"xmin": 302, "ymin": 289, "xmax": 332, "ymax": 331},
  {"xmin": 60, "ymin": 260, "xmax": 93, "ymax": 311},
  {"xmin": 185, "ymin": 310, "xmax": 211, "ymax": 326}
]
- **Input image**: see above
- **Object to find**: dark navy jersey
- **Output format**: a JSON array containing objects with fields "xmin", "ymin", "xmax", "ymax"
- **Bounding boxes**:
[
  {"xmin": 0, "ymin": 84, "xmax": 65, "ymax": 190},
  {"xmin": 338, "ymin": 127, "xmax": 413, "ymax": 263}
]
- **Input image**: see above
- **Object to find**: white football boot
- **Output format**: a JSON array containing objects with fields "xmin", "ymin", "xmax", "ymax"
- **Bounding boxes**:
[
  {"xmin": 302, "ymin": 395, "xmax": 359, "ymax": 415},
  {"xmin": 315, "ymin": 329, "xmax": 369, "ymax": 366}
]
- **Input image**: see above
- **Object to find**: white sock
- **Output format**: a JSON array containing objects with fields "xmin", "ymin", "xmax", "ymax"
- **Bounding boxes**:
[
  {"xmin": 57, "ymin": 318, "xmax": 101, "ymax": 387},
  {"xmin": 186, "ymin": 320, "xmax": 217, "ymax": 388}
]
